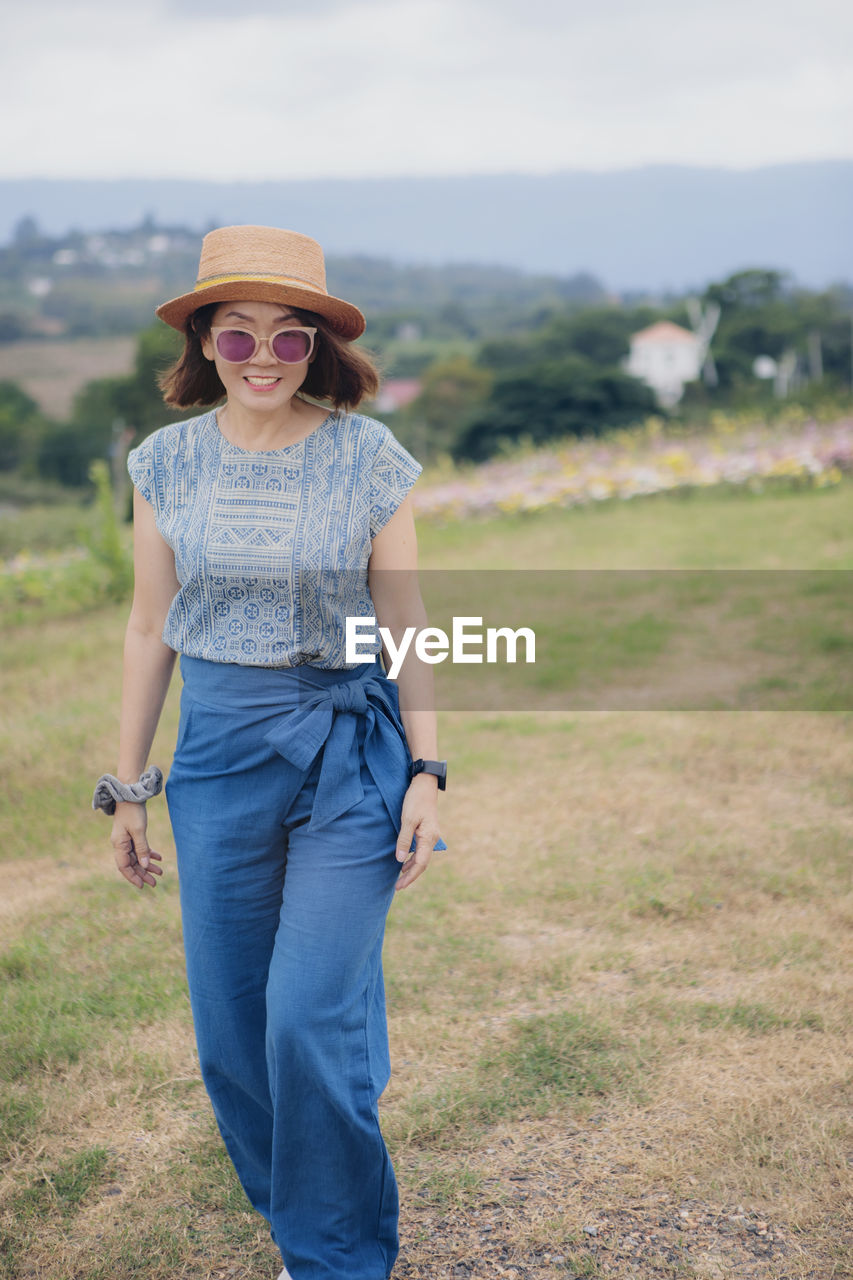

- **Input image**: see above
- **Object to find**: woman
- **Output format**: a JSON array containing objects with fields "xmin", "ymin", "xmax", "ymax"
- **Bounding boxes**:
[{"xmin": 93, "ymin": 225, "xmax": 447, "ymax": 1280}]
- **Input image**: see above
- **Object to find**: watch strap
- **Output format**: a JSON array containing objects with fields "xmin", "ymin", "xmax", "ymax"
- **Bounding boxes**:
[{"xmin": 410, "ymin": 758, "xmax": 447, "ymax": 791}]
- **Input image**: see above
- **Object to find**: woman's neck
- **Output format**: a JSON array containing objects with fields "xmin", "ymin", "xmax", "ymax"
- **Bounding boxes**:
[{"xmin": 217, "ymin": 396, "xmax": 329, "ymax": 452}]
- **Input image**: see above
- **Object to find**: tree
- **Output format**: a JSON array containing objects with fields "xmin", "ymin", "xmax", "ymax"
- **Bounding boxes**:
[
  {"xmin": 705, "ymin": 268, "xmax": 792, "ymax": 311},
  {"xmin": 38, "ymin": 377, "xmax": 133, "ymax": 486},
  {"xmin": 126, "ymin": 322, "xmax": 184, "ymax": 432},
  {"xmin": 476, "ymin": 334, "xmax": 537, "ymax": 374},
  {"xmin": 476, "ymin": 304, "xmax": 661, "ymax": 375},
  {"xmin": 0, "ymin": 381, "xmax": 46, "ymax": 472},
  {"xmin": 455, "ymin": 355, "xmax": 656, "ymax": 462},
  {"xmin": 37, "ymin": 321, "xmax": 184, "ymax": 486},
  {"xmin": 402, "ymin": 356, "xmax": 492, "ymax": 460},
  {"xmin": 0, "ymin": 313, "xmax": 27, "ymax": 344},
  {"xmin": 536, "ymin": 306, "xmax": 660, "ymax": 367},
  {"xmin": 12, "ymin": 215, "xmax": 42, "ymax": 248},
  {"xmin": 702, "ymin": 267, "xmax": 853, "ymax": 395}
]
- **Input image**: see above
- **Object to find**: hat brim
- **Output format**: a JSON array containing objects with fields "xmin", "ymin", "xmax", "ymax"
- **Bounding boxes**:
[{"xmin": 156, "ymin": 279, "xmax": 365, "ymax": 341}]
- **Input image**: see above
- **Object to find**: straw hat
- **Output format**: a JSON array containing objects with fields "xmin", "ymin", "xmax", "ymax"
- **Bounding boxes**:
[{"xmin": 155, "ymin": 224, "xmax": 365, "ymax": 340}]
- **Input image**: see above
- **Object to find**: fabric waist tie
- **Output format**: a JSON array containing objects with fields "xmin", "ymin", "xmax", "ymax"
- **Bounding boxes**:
[{"xmin": 178, "ymin": 654, "xmax": 446, "ymax": 850}]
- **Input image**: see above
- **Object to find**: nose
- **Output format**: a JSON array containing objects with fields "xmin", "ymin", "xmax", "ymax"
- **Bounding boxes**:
[{"xmin": 251, "ymin": 336, "xmax": 278, "ymax": 366}]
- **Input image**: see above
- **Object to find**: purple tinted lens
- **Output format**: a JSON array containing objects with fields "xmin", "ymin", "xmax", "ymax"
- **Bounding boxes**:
[
  {"xmin": 272, "ymin": 329, "xmax": 311, "ymax": 362},
  {"xmin": 216, "ymin": 329, "xmax": 257, "ymax": 362}
]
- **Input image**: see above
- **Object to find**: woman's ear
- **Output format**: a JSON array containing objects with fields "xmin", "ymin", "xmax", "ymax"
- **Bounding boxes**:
[{"xmin": 199, "ymin": 331, "xmax": 215, "ymax": 362}]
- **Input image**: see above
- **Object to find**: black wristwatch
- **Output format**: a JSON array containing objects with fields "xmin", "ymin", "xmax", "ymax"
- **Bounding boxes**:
[{"xmin": 410, "ymin": 758, "xmax": 447, "ymax": 790}]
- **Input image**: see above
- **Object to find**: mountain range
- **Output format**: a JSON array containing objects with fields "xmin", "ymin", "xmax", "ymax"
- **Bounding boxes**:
[{"xmin": 0, "ymin": 162, "xmax": 850, "ymax": 293}]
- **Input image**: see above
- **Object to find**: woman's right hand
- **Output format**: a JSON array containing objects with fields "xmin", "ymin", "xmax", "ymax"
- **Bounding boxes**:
[{"xmin": 111, "ymin": 801, "xmax": 163, "ymax": 890}]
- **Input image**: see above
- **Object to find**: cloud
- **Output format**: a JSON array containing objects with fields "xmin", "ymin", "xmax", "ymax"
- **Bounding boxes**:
[
  {"xmin": 0, "ymin": 0, "xmax": 851, "ymax": 180},
  {"xmin": 166, "ymin": 0, "xmax": 361, "ymax": 17}
]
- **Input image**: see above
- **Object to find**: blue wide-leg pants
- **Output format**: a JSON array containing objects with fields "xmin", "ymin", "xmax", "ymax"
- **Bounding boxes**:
[{"xmin": 165, "ymin": 655, "xmax": 431, "ymax": 1280}]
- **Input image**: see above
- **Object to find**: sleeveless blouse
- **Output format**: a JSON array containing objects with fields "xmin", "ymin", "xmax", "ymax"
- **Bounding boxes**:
[{"xmin": 126, "ymin": 408, "xmax": 423, "ymax": 669}]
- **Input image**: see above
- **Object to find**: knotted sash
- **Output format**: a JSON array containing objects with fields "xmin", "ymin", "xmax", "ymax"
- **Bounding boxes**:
[{"xmin": 178, "ymin": 655, "xmax": 446, "ymax": 851}]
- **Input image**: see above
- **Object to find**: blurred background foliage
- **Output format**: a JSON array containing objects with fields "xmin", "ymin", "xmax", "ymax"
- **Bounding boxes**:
[{"xmin": 0, "ymin": 213, "xmax": 850, "ymax": 493}]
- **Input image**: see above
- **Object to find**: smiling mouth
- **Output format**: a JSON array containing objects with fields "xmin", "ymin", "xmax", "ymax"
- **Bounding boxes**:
[{"xmin": 244, "ymin": 376, "xmax": 282, "ymax": 388}]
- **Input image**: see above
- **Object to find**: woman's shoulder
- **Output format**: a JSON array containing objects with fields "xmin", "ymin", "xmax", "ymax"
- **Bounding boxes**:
[
  {"xmin": 334, "ymin": 410, "xmax": 418, "ymax": 467},
  {"xmin": 127, "ymin": 411, "xmax": 215, "ymax": 504},
  {"xmin": 332, "ymin": 411, "xmax": 423, "ymax": 537},
  {"xmin": 129, "ymin": 410, "xmax": 214, "ymax": 462},
  {"xmin": 335, "ymin": 409, "xmax": 393, "ymax": 446}
]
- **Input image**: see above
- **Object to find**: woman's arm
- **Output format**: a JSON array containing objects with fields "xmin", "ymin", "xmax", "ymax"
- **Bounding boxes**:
[
  {"xmin": 368, "ymin": 493, "xmax": 442, "ymax": 891},
  {"xmin": 111, "ymin": 486, "xmax": 181, "ymax": 890}
]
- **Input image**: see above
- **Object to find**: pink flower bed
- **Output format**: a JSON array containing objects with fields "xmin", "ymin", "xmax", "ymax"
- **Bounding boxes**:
[{"xmin": 412, "ymin": 418, "xmax": 853, "ymax": 522}]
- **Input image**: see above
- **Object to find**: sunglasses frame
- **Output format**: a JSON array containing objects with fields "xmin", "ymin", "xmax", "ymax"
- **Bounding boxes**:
[{"xmin": 209, "ymin": 324, "xmax": 318, "ymax": 365}]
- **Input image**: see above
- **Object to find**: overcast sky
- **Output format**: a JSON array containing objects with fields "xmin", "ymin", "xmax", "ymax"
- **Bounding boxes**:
[{"xmin": 1, "ymin": 0, "xmax": 851, "ymax": 180}]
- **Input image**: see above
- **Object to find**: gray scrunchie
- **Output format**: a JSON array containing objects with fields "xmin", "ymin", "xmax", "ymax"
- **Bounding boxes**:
[{"xmin": 92, "ymin": 766, "xmax": 164, "ymax": 815}]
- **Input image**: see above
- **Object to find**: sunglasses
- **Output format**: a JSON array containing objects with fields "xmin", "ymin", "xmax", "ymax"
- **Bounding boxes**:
[{"xmin": 210, "ymin": 325, "xmax": 317, "ymax": 365}]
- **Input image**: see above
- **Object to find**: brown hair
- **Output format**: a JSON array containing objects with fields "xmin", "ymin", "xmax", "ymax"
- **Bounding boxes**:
[{"xmin": 158, "ymin": 302, "xmax": 380, "ymax": 410}]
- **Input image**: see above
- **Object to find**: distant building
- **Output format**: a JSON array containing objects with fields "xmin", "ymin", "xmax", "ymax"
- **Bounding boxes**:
[
  {"xmin": 27, "ymin": 277, "xmax": 53, "ymax": 297},
  {"xmin": 374, "ymin": 379, "xmax": 422, "ymax": 414},
  {"xmin": 624, "ymin": 320, "xmax": 703, "ymax": 408}
]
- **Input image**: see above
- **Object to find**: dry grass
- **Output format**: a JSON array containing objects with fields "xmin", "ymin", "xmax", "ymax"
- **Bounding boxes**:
[
  {"xmin": 377, "ymin": 710, "xmax": 852, "ymax": 1280},
  {"xmin": 1, "ymin": 487, "xmax": 851, "ymax": 1279},
  {"xmin": 3, "ymin": 700, "xmax": 848, "ymax": 1277}
]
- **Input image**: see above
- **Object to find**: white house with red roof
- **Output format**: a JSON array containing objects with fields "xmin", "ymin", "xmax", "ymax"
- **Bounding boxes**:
[{"xmin": 625, "ymin": 320, "xmax": 704, "ymax": 408}]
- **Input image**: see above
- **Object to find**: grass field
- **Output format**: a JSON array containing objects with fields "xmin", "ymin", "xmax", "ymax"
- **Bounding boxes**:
[{"xmin": 0, "ymin": 483, "xmax": 851, "ymax": 1279}]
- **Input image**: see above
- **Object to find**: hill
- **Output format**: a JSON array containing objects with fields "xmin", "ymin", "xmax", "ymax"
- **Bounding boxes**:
[{"xmin": 0, "ymin": 162, "xmax": 851, "ymax": 291}]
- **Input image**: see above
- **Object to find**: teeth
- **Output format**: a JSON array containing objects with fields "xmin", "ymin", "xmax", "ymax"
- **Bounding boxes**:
[{"xmin": 246, "ymin": 376, "xmax": 280, "ymax": 386}]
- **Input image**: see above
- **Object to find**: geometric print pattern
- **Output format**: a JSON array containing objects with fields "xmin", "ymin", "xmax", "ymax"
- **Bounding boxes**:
[{"xmin": 127, "ymin": 408, "xmax": 423, "ymax": 668}]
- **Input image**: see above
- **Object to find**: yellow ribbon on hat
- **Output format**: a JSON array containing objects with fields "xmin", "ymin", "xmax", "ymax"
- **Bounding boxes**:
[{"xmin": 194, "ymin": 272, "xmax": 323, "ymax": 292}]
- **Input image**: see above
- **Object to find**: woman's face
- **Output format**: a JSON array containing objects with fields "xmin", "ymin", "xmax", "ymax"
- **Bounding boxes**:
[{"xmin": 200, "ymin": 299, "xmax": 314, "ymax": 414}]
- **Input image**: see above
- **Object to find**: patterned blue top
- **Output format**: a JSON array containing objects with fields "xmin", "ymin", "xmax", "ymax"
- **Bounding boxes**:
[{"xmin": 126, "ymin": 407, "xmax": 423, "ymax": 669}]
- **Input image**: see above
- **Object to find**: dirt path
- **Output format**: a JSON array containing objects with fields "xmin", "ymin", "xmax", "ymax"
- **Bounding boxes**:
[{"xmin": 393, "ymin": 1119, "xmax": 837, "ymax": 1279}]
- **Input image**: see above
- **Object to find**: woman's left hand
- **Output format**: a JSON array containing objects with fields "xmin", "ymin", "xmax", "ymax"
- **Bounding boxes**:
[{"xmin": 395, "ymin": 775, "xmax": 442, "ymax": 891}]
